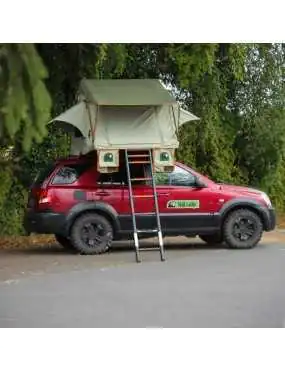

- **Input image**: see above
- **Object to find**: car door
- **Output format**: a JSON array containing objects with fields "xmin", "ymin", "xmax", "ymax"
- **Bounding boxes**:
[
  {"xmin": 120, "ymin": 163, "xmax": 157, "ymax": 233},
  {"xmin": 154, "ymin": 165, "xmax": 217, "ymax": 234},
  {"xmin": 91, "ymin": 168, "xmax": 126, "ymax": 213}
]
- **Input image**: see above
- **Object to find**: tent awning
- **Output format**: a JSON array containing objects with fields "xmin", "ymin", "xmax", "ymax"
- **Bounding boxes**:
[
  {"xmin": 179, "ymin": 107, "xmax": 199, "ymax": 126},
  {"xmin": 50, "ymin": 102, "xmax": 199, "ymax": 136},
  {"xmin": 49, "ymin": 102, "xmax": 90, "ymax": 137}
]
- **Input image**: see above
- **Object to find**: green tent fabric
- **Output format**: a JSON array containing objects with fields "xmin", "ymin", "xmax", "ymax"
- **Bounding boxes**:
[
  {"xmin": 50, "ymin": 79, "xmax": 199, "ymax": 154},
  {"xmin": 79, "ymin": 79, "xmax": 177, "ymax": 106}
]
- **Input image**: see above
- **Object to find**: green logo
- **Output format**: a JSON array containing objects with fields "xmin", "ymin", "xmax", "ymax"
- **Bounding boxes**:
[{"xmin": 167, "ymin": 200, "xmax": 200, "ymax": 209}]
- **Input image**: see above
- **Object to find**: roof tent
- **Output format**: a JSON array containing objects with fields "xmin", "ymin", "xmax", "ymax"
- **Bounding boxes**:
[{"xmin": 50, "ymin": 79, "xmax": 199, "ymax": 154}]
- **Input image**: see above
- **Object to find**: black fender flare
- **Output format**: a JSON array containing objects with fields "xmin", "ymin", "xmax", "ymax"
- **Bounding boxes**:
[
  {"xmin": 64, "ymin": 201, "xmax": 121, "ymax": 235},
  {"xmin": 218, "ymin": 198, "xmax": 271, "ymax": 230}
]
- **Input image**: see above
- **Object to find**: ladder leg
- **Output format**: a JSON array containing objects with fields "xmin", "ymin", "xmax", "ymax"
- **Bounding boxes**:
[
  {"xmin": 134, "ymin": 232, "xmax": 141, "ymax": 263},
  {"xmin": 125, "ymin": 150, "xmax": 141, "ymax": 263},
  {"xmin": 149, "ymin": 150, "xmax": 166, "ymax": 262},
  {"xmin": 158, "ymin": 231, "xmax": 165, "ymax": 262}
]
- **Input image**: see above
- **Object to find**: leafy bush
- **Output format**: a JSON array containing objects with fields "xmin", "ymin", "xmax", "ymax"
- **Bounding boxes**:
[{"xmin": 0, "ymin": 167, "xmax": 27, "ymax": 235}]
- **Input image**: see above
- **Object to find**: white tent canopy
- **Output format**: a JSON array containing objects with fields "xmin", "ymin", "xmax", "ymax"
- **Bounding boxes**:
[{"xmin": 50, "ymin": 79, "xmax": 199, "ymax": 154}]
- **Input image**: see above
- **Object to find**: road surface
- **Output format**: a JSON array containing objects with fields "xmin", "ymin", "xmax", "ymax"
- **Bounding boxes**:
[{"xmin": 1, "ymin": 234, "xmax": 285, "ymax": 327}]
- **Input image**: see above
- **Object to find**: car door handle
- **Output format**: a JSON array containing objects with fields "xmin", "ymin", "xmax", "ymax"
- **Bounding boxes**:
[
  {"xmin": 96, "ymin": 191, "xmax": 110, "ymax": 196},
  {"xmin": 158, "ymin": 192, "xmax": 170, "ymax": 196}
]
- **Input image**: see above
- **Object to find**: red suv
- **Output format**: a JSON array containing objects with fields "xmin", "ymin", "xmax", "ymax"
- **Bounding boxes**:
[{"xmin": 24, "ymin": 151, "xmax": 276, "ymax": 254}]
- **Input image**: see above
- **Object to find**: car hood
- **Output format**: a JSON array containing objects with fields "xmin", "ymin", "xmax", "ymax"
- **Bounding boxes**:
[{"xmin": 217, "ymin": 183, "xmax": 264, "ymax": 197}]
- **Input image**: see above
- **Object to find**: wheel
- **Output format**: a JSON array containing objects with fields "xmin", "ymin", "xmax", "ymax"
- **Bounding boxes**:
[
  {"xmin": 223, "ymin": 208, "xmax": 263, "ymax": 249},
  {"xmin": 199, "ymin": 234, "xmax": 223, "ymax": 245},
  {"xmin": 54, "ymin": 234, "xmax": 75, "ymax": 251},
  {"xmin": 70, "ymin": 213, "xmax": 113, "ymax": 255}
]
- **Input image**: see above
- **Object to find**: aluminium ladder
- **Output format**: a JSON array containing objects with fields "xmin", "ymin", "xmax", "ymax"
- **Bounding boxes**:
[{"xmin": 124, "ymin": 149, "xmax": 166, "ymax": 263}]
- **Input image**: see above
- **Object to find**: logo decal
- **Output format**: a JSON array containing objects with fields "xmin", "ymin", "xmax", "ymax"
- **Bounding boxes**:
[{"xmin": 167, "ymin": 200, "xmax": 200, "ymax": 209}]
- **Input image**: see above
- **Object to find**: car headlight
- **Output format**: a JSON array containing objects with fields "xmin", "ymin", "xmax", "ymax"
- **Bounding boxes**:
[{"xmin": 261, "ymin": 192, "xmax": 272, "ymax": 208}]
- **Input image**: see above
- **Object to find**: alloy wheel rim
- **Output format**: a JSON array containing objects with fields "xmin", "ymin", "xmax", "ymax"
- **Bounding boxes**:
[
  {"xmin": 233, "ymin": 217, "xmax": 257, "ymax": 241},
  {"xmin": 81, "ymin": 222, "xmax": 106, "ymax": 247}
]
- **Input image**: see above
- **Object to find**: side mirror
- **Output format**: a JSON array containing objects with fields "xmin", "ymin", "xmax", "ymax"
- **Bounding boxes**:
[{"xmin": 195, "ymin": 177, "xmax": 207, "ymax": 188}]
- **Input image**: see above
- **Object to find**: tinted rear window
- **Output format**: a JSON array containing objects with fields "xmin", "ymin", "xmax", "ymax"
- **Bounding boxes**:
[{"xmin": 51, "ymin": 163, "xmax": 90, "ymax": 185}]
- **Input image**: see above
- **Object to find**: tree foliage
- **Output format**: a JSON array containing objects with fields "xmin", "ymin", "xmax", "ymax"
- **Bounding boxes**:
[{"xmin": 0, "ymin": 43, "xmax": 52, "ymax": 151}]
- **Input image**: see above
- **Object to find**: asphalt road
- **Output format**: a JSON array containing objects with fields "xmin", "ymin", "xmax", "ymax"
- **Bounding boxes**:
[{"xmin": 1, "ymin": 236, "xmax": 285, "ymax": 328}]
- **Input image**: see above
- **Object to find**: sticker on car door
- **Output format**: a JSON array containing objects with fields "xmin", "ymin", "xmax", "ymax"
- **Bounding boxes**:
[{"xmin": 167, "ymin": 200, "xmax": 200, "ymax": 209}]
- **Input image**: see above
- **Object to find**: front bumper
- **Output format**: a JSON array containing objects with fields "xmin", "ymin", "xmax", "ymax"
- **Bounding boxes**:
[
  {"xmin": 24, "ymin": 210, "xmax": 66, "ymax": 235},
  {"xmin": 265, "ymin": 208, "xmax": 276, "ymax": 231}
]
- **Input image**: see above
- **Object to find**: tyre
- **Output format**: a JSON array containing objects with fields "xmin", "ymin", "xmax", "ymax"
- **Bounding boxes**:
[
  {"xmin": 199, "ymin": 234, "xmax": 223, "ymax": 245},
  {"xmin": 70, "ymin": 213, "xmax": 113, "ymax": 255},
  {"xmin": 223, "ymin": 208, "xmax": 263, "ymax": 249}
]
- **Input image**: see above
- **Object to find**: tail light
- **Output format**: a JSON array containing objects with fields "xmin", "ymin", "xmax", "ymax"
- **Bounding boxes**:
[
  {"xmin": 38, "ymin": 189, "xmax": 51, "ymax": 205},
  {"xmin": 28, "ymin": 188, "xmax": 51, "ymax": 209}
]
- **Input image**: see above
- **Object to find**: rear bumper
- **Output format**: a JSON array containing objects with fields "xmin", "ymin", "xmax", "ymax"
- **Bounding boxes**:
[{"xmin": 24, "ymin": 210, "xmax": 66, "ymax": 235}]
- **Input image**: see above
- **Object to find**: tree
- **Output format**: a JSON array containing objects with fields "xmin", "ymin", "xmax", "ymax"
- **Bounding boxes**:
[
  {"xmin": 232, "ymin": 44, "xmax": 285, "ymax": 187},
  {"xmin": 0, "ymin": 43, "xmax": 51, "ymax": 151}
]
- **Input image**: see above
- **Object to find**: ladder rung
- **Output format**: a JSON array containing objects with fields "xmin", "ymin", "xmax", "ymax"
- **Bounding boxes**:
[
  {"xmin": 134, "ymin": 212, "xmax": 156, "ymax": 216},
  {"xmin": 127, "ymin": 149, "xmax": 150, "ymax": 152},
  {"xmin": 133, "ymin": 194, "xmax": 155, "ymax": 198},
  {"xmin": 138, "ymin": 247, "xmax": 161, "ymax": 252},
  {"xmin": 128, "ymin": 161, "xmax": 151, "ymax": 164},
  {"xmin": 131, "ymin": 177, "xmax": 152, "ymax": 181},
  {"xmin": 127, "ymin": 154, "xmax": 150, "ymax": 158},
  {"xmin": 137, "ymin": 229, "xmax": 158, "ymax": 233}
]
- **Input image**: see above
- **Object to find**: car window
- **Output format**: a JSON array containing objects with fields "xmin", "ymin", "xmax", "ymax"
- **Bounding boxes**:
[
  {"xmin": 33, "ymin": 164, "xmax": 56, "ymax": 186},
  {"xmin": 97, "ymin": 163, "xmax": 147, "ymax": 186},
  {"xmin": 154, "ymin": 172, "xmax": 170, "ymax": 185},
  {"xmin": 97, "ymin": 169, "xmax": 126, "ymax": 185},
  {"xmin": 170, "ymin": 166, "xmax": 197, "ymax": 186},
  {"xmin": 154, "ymin": 166, "xmax": 196, "ymax": 187},
  {"xmin": 51, "ymin": 164, "xmax": 90, "ymax": 185}
]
